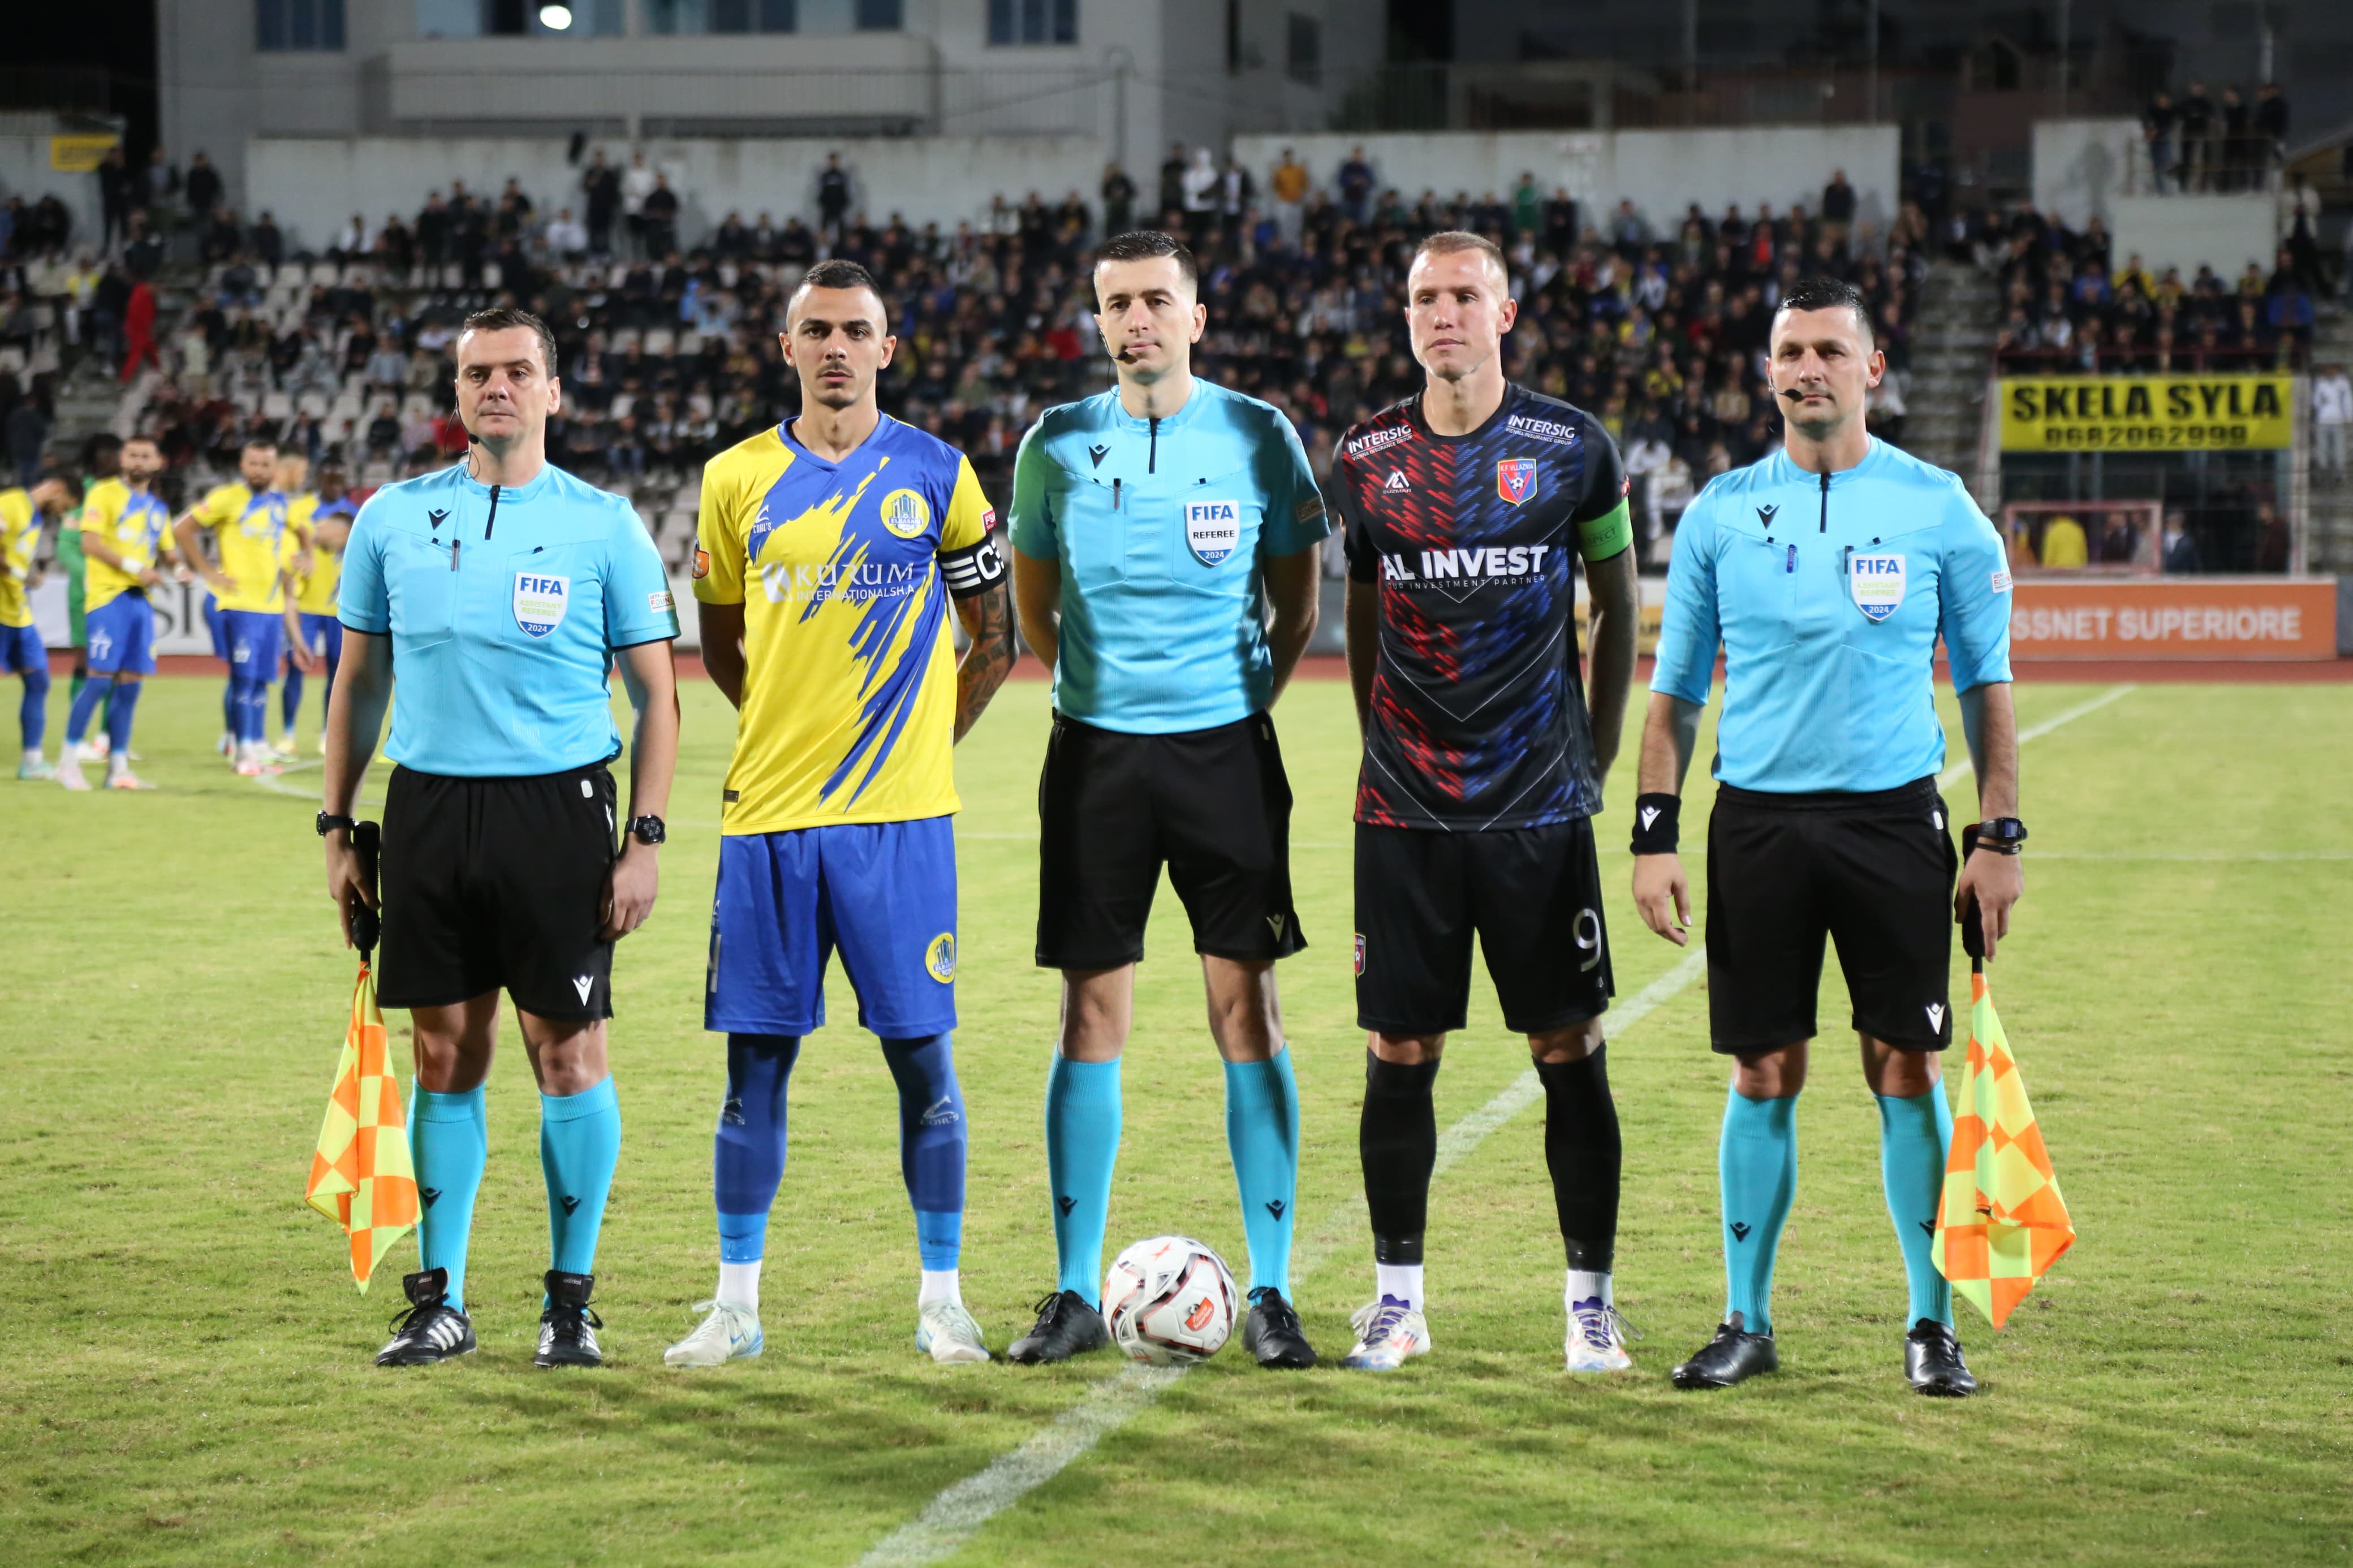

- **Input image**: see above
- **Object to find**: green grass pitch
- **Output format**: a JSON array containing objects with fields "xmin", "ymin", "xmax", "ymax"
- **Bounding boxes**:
[{"xmin": 2, "ymin": 672, "xmax": 2348, "ymax": 1566}]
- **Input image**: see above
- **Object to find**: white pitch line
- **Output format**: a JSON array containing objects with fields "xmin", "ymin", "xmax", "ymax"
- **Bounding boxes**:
[
  {"xmin": 855, "ymin": 948, "xmax": 1708, "ymax": 1568},
  {"xmin": 1937, "ymin": 683, "xmax": 2135, "ymax": 788}
]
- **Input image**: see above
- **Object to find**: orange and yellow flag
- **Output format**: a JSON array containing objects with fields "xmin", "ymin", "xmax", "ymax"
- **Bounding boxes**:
[
  {"xmin": 305, "ymin": 962, "xmax": 419, "ymax": 1292},
  {"xmin": 1932, "ymin": 969, "xmax": 2076, "ymax": 1328}
]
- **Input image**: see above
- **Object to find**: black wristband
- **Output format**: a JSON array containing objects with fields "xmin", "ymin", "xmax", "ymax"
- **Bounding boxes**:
[{"xmin": 1630, "ymin": 793, "xmax": 1680, "ymax": 855}]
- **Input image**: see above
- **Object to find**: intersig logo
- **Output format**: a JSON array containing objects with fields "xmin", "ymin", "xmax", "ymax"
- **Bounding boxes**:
[{"xmin": 1504, "ymin": 414, "xmax": 1580, "ymax": 447}]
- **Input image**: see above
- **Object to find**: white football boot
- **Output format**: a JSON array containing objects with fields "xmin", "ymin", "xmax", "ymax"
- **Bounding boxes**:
[
  {"xmin": 914, "ymin": 1299, "xmax": 992, "ymax": 1364},
  {"xmin": 1338, "ymin": 1295, "xmax": 1430, "ymax": 1371},
  {"xmin": 1565, "ymin": 1294, "xmax": 1636, "ymax": 1373},
  {"xmin": 663, "ymin": 1299, "xmax": 764, "ymax": 1368}
]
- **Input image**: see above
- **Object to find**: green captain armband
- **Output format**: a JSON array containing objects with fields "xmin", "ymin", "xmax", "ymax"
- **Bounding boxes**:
[{"xmin": 1576, "ymin": 498, "xmax": 1634, "ymax": 563}]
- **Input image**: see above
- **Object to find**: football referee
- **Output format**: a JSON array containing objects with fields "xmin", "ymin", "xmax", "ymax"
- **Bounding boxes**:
[
  {"xmin": 1007, "ymin": 230, "xmax": 1329, "ymax": 1369},
  {"xmin": 321, "ymin": 306, "xmax": 680, "ymax": 1371},
  {"xmin": 1631, "ymin": 277, "xmax": 2023, "ymax": 1397}
]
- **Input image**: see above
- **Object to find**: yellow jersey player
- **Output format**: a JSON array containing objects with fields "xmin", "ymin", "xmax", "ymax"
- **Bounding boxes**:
[
  {"xmin": 174, "ymin": 438, "xmax": 313, "ymax": 775},
  {"xmin": 60, "ymin": 437, "xmax": 187, "ymax": 791},
  {"xmin": 666, "ymin": 259, "xmax": 1017, "ymax": 1372},
  {"xmin": 281, "ymin": 457, "xmax": 356, "ymax": 755},
  {"xmin": 3, "ymin": 476, "xmax": 73, "ymax": 779}
]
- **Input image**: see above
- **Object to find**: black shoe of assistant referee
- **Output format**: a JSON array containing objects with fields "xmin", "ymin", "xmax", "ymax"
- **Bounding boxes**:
[
  {"xmin": 1241, "ymin": 1287, "xmax": 1318, "ymax": 1369},
  {"xmin": 1904, "ymin": 1318, "xmax": 1976, "ymax": 1398},
  {"xmin": 376, "ymin": 1267, "xmax": 477, "ymax": 1368},
  {"xmin": 536, "ymin": 1270, "xmax": 605, "ymax": 1368},
  {"xmin": 1669, "ymin": 1312, "xmax": 1778, "ymax": 1389},
  {"xmin": 1006, "ymin": 1289, "xmax": 1110, "ymax": 1364}
]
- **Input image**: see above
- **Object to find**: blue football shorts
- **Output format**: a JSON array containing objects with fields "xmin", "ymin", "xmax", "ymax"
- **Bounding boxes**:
[
  {"xmin": 85, "ymin": 593, "xmax": 157, "ymax": 676},
  {"xmin": 706, "ymin": 817, "xmax": 958, "ymax": 1039},
  {"xmin": 0, "ymin": 623, "xmax": 44, "ymax": 675},
  {"xmin": 222, "ymin": 608, "xmax": 283, "ymax": 677}
]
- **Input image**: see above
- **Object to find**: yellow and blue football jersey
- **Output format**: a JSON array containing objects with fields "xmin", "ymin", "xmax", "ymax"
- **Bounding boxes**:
[
  {"xmin": 0, "ymin": 487, "xmax": 40, "ymax": 629},
  {"xmin": 80, "ymin": 478, "xmax": 175, "ymax": 612},
  {"xmin": 695, "ymin": 414, "xmax": 997, "ymax": 835},
  {"xmin": 191, "ymin": 482, "xmax": 297, "ymax": 614}
]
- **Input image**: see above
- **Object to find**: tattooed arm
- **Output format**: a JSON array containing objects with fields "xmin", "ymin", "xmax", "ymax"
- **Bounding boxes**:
[{"xmin": 953, "ymin": 573, "xmax": 1017, "ymax": 742}]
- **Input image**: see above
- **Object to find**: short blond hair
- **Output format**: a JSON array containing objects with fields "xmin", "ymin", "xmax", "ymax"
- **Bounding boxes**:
[{"xmin": 1410, "ymin": 230, "xmax": 1510, "ymax": 291}]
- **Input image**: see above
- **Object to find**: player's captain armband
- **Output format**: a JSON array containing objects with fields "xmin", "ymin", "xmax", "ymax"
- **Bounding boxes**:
[
  {"xmin": 938, "ymin": 533, "xmax": 1007, "ymax": 598},
  {"xmin": 1990, "ymin": 568, "xmax": 2013, "ymax": 594},
  {"xmin": 1578, "ymin": 498, "xmax": 1635, "ymax": 562}
]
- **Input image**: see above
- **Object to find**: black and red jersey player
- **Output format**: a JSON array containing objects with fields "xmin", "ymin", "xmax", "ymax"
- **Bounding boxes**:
[{"xmin": 1328, "ymin": 230, "xmax": 1644, "ymax": 1376}]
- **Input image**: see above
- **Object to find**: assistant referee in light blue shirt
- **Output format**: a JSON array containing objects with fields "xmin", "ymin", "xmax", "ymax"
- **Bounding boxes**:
[
  {"xmin": 321, "ymin": 307, "xmax": 680, "ymax": 1371},
  {"xmin": 1005, "ymin": 230, "xmax": 1329, "ymax": 1370},
  {"xmin": 1630, "ymin": 277, "xmax": 2024, "ymax": 1398}
]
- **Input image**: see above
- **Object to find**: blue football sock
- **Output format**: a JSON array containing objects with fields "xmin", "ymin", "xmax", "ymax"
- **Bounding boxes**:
[
  {"xmin": 882, "ymin": 1033, "xmax": 967, "ymax": 1271},
  {"xmin": 64, "ymin": 673, "xmax": 111, "ymax": 745},
  {"xmin": 540, "ymin": 1077, "xmax": 622, "ymax": 1280},
  {"xmin": 1877, "ymin": 1088, "xmax": 1956, "ymax": 1328},
  {"xmin": 234, "ymin": 673, "xmax": 272, "ymax": 744},
  {"xmin": 104, "ymin": 679, "xmax": 141, "ymax": 758},
  {"xmin": 1044, "ymin": 1055, "xmax": 1121, "ymax": 1304},
  {"xmin": 714, "ymin": 1033, "xmax": 798, "ymax": 1263},
  {"xmin": 1720, "ymin": 1085, "xmax": 1799, "ymax": 1336},
  {"xmin": 411, "ymin": 1085, "xmax": 488, "ymax": 1314},
  {"xmin": 281, "ymin": 664, "xmax": 304, "ymax": 730},
  {"xmin": 220, "ymin": 678, "xmax": 235, "ymax": 735},
  {"xmin": 20, "ymin": 664, "xmax": 49, "ymax": 753},
  {"xmin": 1223, "ymin": 1047, "xmax": 1301, "ymax": 1297}
]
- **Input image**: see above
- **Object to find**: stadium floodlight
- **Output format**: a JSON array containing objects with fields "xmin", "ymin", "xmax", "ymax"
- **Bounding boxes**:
[{"xmin": 539, "ymin": 4, "xmax": 574, "ymax": 28}]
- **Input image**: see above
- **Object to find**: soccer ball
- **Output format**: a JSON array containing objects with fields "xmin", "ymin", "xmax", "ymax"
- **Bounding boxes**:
[{"xmin": 1102, "ymin": 1236, "xmax": 1238, "ymax": 1366}]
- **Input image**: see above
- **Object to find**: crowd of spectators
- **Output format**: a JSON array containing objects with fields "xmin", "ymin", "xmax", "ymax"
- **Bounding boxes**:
[
  {"xmin": 1978, "ymin": 203, "xmax": 2328, "ymax": 375},
  {"xmin": 2138, "ymin": 81, "xmax": 2291, "ymax": 196},
  {"xmin": 96, "ymin": 147, "xmax": 1926, "ymax": 571}
]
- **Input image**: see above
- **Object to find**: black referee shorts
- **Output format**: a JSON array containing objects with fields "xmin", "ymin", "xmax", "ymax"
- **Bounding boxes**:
[
  {"xmin": 1704, "ymin": 776, "xmax": 1959, "ymax": 1054},
  {"xmin": 1035, "ymin": 711, "xmax": 1306, "ymax": 970},
  {"xmin": 378, "ymin": 761, "xmax": 620, "ymax": 1022},
  {"xmin": 1355, "ymin": 818, "xmax": 1614, "ymax": 1038}
]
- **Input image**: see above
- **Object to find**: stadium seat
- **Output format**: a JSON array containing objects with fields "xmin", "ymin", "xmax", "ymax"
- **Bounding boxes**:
[
  {"xmin": 644, "ymin": 329, "xmax": 674, "ymax": 357},
  {"xmin": 262, "ymin": 391, "xmax": 294, "ymax": 421},
  {"xmin": 482, "ymin": 262, "xmax": 503, "ymax": 290}
]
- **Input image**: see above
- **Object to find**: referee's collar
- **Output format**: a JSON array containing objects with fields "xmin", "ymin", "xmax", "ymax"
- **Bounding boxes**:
[
  {"xmin": 447, "ymin": 459, "xmax": 558, "ymax": 502},
  {"xmin": 1106, "ymin": 378, "xmax": 1213, "ymax": 434},
  {"xmin": 1768, "ymin": 436, "xmax": 1890, "ymax": 489}
]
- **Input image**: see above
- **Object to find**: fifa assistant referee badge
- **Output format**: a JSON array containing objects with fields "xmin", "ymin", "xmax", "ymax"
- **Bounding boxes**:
[{"xmin": 1630, "ymin": 793, "xmax": 1680, "ymax": 855}]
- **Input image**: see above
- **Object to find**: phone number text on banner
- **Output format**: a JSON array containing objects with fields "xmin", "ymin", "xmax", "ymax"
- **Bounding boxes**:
[{"xmin": 1999, "ymin": 375, "xmax": 2294, "ymax": 452}]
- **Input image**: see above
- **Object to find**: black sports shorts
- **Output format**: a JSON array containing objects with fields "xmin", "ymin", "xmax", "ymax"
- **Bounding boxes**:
[
  {"xmin": 1704, "ymin": 775, "xmax": 1958, "ymax": 1054},
  {"xmin": 1035, "ymin": 710, "xmax": 1306, "ymax": 970},
  {"xmin": 1354, "ymin": 817, "xmax": 1614, "ymax": 1037},
  {"xmin": 378, "ymin": 760, "xmax": 620, "ymax": 1021}
]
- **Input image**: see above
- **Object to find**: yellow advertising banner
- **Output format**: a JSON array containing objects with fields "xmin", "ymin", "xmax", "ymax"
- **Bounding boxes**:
[
  {"xmin": 1999, "ymin": 375, "xmax": 2294, "ymax": 452},
  {"xmin": 50, "ymin": 135, "xmax": 120, "ymax": 174}
]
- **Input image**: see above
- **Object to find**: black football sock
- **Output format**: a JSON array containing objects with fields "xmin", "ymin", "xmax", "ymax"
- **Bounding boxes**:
[
  {"xmin": 1360, "ymin": 1049, "xmax": 1441, "ymax": 1264},
  {"xmin": 1536, "ymin": 1046, "xmax": 1621, "ymax": 1273}
]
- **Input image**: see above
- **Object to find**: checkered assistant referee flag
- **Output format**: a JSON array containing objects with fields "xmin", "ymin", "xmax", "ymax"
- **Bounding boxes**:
[
  {"xmin": 1931, "ymin": 948, "xmax": 2076, "ymax": 1329},
  {"xmin": 304, "ymin": 824, "xmax": 419, "ymax": 1291}
]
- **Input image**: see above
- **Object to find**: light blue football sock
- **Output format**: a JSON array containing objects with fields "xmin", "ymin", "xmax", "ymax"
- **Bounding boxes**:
[
  {"xmin": 1223, "ymin": 1047, "xmax": 1300, "ymax": 1297},
  {"xmin": 541, "ymin": 1076, "xmax": 622, "ymax": 1281},
  {"xmin": 1044, "ymin": 1055, "xmax": 1121, "ymax": 1305},
  {"xmin": 1720, "ymin": 1085, "xmax": 1799, "ymax": 1336},
  {"xmin": 1877, "ymin": 1088, "xmax": 1956, "ymax": 1328},
  {"xmin": 104, "ymin": 679, "xmax": 141, "ymax": 758},
  {"xmin": 410, "ymin": 1084, "xmax": 488, "ymax": 1314},
  {"xmin": 882, "ymin": 1034, "xmax": 967, "ymax": 1271}
]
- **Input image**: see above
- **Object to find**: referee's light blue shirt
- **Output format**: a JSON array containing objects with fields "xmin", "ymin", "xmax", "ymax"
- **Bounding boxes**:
[
  {"xmin": 1649, "ymin": 438, "xmax": 2014, "ymax": 794},
  {"xmin": 338, "ymin": 463, "xmax": 679, "ymax": 777},
  {"xmin": 1009, "ymin": 378, "xmax": 1330, "ymax": 735}
]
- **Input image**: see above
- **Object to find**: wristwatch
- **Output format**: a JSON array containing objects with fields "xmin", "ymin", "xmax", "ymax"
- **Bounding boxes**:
[
  {"xmin": 627, "ymin": 814, "xmax": 667, "ymax": 846},
  {"xmin": 317, "ymin": 811, "xmax": 357, "ymax": 836},
  {"xmin": 1974, "ymin": 817, "xmax": 2029, "ymax": 855}
]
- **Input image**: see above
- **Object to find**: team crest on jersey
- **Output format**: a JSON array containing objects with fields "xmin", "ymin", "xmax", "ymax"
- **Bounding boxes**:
[
  {"xmin": 1497, "ymin": 458, "xmax": 1538, "ymax": 507},
  {"xmin": 1185, "ymin": 499, "xmax": 1241, "ymax": 565},
  {"xmin": 1353, "ymin": 933, "xmax": 1366, "ymax": 975},
  {"xmin": 925, "ymin": 932, "xmax": 958, "ymax": 983},
  {"xmin": 880, "ymin": 487, "xmax": 931, "ymax": 539},
  {"xmin": 1850, "ymin": 552, "xmax": 1907, "ymax": 622},
  {"xmin": 513, "ymin": 572, "xmax": 571, "ymax": 637}
]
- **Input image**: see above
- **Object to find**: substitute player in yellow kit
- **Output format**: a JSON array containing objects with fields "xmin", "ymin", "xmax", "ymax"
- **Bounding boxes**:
[
  {"xmin": 174, "ymin": 438, "xmax": 312, "ymax": 775},
  {"xmin": 60, "ymin": 437, "xmax": 186, "ymax": 791},
  {"xmin": 3, "ymin": 476, "xmax": 73, "ymax": 779},
  {"xmin": 665, "ymin": 258, "xmax": 1018, "ymax": 1371},
  {"xmin": 278, "ymin": 456, "xmax": 354, "ymax": 754}
]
